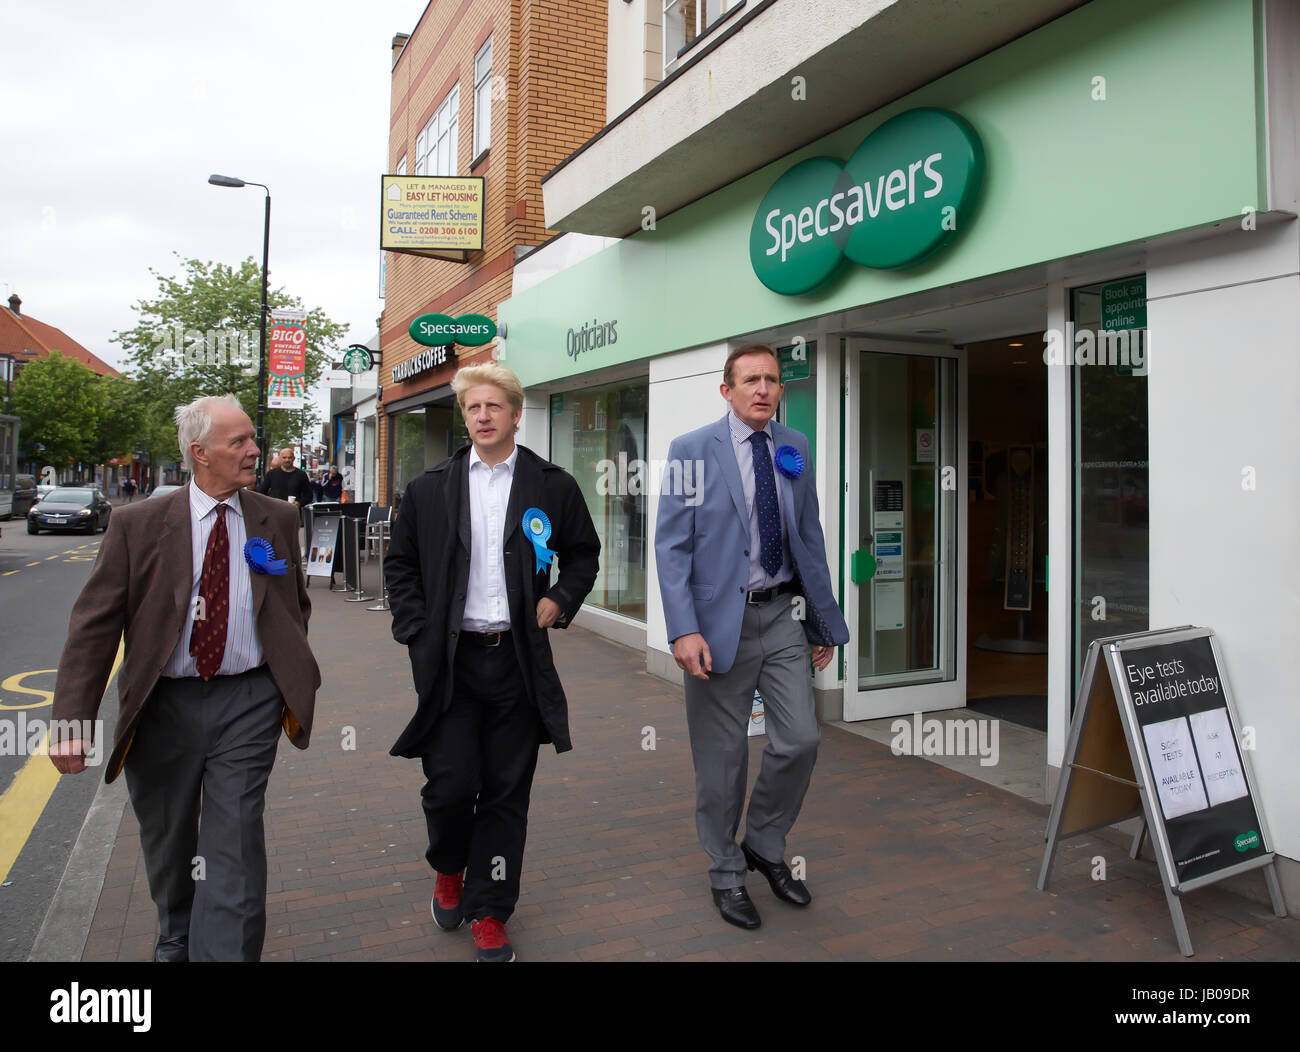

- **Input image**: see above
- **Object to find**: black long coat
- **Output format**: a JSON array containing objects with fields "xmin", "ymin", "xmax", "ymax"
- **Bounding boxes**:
[{"xmin": 385, "ymin": 443, "xmax": 600, "ymax": 756}]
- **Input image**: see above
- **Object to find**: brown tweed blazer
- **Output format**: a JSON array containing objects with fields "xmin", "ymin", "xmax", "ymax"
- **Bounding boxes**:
[{"xmin": 52, "ymin": 481, "xmax": 320, "ymax": 782}]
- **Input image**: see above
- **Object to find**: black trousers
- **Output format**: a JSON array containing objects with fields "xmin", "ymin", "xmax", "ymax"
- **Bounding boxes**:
[{"xmin": 420, "ymin": 638, "xmax": 542, "ymax": 923}]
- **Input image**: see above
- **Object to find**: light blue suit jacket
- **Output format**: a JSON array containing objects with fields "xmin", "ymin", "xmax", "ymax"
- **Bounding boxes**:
[{"xmin": 655, "ymin": 413, "xmax": 850, "ymax": 674}]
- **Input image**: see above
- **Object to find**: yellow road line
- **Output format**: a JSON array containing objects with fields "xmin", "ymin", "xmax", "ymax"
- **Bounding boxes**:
[
  {"xmin": 2, "ymin": 570, "xmax": 17, "ymax": 577},
  {"xmin": 45, "ymin": 555, "xmax": 57, "ymax": 561},
  {"xmin": 0, "ymin": 638, "xmax": 125, "ymax": 885},
  {"xmin": 26, "ymin": 562, "xmax": 39, "ymax": 567}
]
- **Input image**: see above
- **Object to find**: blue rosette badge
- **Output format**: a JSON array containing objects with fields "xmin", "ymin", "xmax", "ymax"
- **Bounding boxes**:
[
  {"xmin": 244, "ymin": 537, "xmax": 288, "ymax": 575},
  {"xmin": 523, "ymin": 508, "xmax": 557, "ymax": 573},
  {"xmin": 774, "ymin": 445, "xmax": 804, "ymax": 479}
]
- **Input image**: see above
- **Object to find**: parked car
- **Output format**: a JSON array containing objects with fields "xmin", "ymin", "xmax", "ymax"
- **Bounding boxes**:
[
  {"xmin": 27, "ymin": 487, "xmax": 113, "ymax": 534},
  {"xmin": 148, "ymin": 484, "xmax": 183, "ymax": 499},
  {"xmin": 11, "ymin": 474, "xmax": 38, "ymax": 516}
]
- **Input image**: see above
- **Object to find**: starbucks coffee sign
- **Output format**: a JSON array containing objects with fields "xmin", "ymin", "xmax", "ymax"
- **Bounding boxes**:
[
  {"xmin": 342, "ymin": 344, "xmax": 373, "ymax": 374},
  {"xmin": 750, "ymin": 108, "xmax": 984, "ymax": 295}
]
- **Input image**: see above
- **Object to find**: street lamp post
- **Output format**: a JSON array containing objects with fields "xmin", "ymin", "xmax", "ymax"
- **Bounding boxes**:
[{"xmin": 208, "ymin": 173, "xmax": 271, "ymax": 480}]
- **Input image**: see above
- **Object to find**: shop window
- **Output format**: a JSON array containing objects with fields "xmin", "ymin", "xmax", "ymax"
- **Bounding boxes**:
[
  {"xmin": 392, "ymin": 408, "xmax": 427, "ymax": 501},
  {"xmin": 1071, "ymin": 277, "xmax": 1150, "ymax": 694},
  {"xmin": 390, "ymin": 403, "xmax": 463, "ymax": 506},
  {"xmin": 416, "ymin": 85, "xmax": 459, "ymax": 176},
  {"xmin": 549, "ymin": 380, "xmax": 649, "ymax": 621}
]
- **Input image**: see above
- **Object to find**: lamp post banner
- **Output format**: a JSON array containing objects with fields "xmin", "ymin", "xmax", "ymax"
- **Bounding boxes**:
[{"xmin": 268, "ymin": 308, "xmax": 307, "ymax": 409}]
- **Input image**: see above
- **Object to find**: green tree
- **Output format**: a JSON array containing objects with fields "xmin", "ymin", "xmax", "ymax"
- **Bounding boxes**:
[
  {"xmin": 11, "ymin": 351, "xmax": 103, "ymax": 474},
  {"xmin": 87, "ymin": 374, "xmax": 145, "ymax": 468},
  {"xmin": 112, "ymin": 254, "xmax": 346, "ymax": 462}
]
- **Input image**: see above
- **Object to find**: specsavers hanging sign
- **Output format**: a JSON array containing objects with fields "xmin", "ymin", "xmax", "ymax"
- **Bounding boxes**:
[
  {"xmin": 750, "ymin": 108, "xmax": 984, "ymax": 295},
  {"xmin": 393, "ymin": 313, "xmax": 499, "ymax": 384}
]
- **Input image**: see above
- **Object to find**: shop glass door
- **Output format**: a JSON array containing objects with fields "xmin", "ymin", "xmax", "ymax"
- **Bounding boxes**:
[{"xmin": 843, "ymin": 339, "xmax": 963, "ymax": 721}]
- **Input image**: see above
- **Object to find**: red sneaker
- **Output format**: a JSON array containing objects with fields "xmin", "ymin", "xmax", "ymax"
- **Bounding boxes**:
[
  {"xmin": 431, "ymin": 871, "xmax": 464, "ymax": 931},
  {"xmin": 470, "ymin": 917, "xmax": 515, "ymax": 962}
]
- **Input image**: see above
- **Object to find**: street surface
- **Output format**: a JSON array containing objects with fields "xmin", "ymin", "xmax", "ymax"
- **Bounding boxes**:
[{"xmin": 0, "ymin": 521, "xmax": 120, "ymax": 962}]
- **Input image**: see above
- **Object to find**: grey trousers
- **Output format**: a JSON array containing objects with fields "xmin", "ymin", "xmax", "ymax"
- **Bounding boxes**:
[
  {"xmin": 682, "ymin": 594, "xmax": 819, "ymax": 889},
  {"xmin": 124, "ymin": 666, "xmax": 283, "ymax": 961}
]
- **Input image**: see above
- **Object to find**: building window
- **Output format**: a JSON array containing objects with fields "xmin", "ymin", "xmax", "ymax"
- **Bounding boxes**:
[
  {"xmin": 396, "ymin": 155, "xmax": 406, "ymax": 176},
  {"xmin": 663, "ymin": 0, "xmax": 742, "ymax": 73},
  {"xmin": 391, "ymin": 408, "xmax": 428, "ymax": 501},
  {"xmin": 416, "ymin": 85, "xmax": 459, "ymax": 176},
  {"xmin": 549, "ymin": 380, "xmax": 649, "ymax": 621},
  {"xmin": 473, "ymin": 38, "xmax": 492, "ymax": 160},
  {"xmin": 1071, "ymin": 277, "xmax": 1150, "ymax": 694}
]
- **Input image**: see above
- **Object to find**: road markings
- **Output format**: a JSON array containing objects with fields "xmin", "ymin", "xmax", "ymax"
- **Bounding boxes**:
[
  {"xmin": 2, "ymin": 571, "xmax": 17, "ymax": 577},
  {"xmin": 45, "ymin": 555, "xmax": 58, "ymax": 561},
  {"xmin": 0, "ymin": 670, "xmax": 56, "ymax": 710},
  {"xmin": 0, "ymin": 640, "xmax": 124, "ymax": 885},
  {"xmin": 26, "ymin": 562, "xmax": 39, "ymax": 567}
]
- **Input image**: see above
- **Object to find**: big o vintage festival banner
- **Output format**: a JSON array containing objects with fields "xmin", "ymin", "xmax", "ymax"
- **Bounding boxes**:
[{"xmin": 267, "ymin": 308, "xmax": 308, "ymax": 410}]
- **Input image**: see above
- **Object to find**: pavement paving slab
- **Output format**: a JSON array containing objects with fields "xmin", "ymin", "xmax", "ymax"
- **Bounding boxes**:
[{"xmin": 40, "ymin": 560, "xmax": 1300, "ymax": 962}]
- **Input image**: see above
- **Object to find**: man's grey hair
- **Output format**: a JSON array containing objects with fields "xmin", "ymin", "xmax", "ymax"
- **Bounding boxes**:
[{"xmin": 175, "ymin": 394, "xmax": 242, "ymax": 470}]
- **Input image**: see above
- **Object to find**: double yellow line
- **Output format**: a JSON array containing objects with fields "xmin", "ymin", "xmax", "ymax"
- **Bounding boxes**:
[{"xmin": 0, "ymin": 638, "xmax": 124, "ymax": 885}]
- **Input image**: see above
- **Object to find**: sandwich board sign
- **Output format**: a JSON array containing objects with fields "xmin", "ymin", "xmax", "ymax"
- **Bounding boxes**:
[
  {"xmin": 306, "ymin": 510, "xmax": 341, "ymax": 581},
  {"xmin": 1037, "ymin": 626, "xmax": 1286, "ymax": 956}
]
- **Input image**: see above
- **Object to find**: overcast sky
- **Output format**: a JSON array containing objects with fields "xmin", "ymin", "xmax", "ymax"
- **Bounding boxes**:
[{"xmin": 1, "ymin": 0, "xmax": 428, "ymax": 390}]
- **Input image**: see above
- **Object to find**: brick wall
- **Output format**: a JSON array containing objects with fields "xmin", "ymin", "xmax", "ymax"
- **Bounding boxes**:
[{"xmin": 378, "ymin": 0, "xmax": 608, "ymax": 502}]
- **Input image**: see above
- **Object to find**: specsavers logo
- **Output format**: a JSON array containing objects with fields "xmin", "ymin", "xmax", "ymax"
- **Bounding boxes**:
[{"xmin": 749, "ymin": 108, "xmax": 984, "ymax": 295}]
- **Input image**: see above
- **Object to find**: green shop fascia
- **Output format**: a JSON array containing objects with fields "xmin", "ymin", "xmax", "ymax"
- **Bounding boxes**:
[{"xmin": 500, "ymin": 0, "xmax": 1261, "ymax": 391}]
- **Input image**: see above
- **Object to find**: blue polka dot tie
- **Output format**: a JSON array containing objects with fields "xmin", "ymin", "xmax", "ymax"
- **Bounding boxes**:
[{"xmin": 749, "ymin": 431, "xmax": 782, "ymax": 576}]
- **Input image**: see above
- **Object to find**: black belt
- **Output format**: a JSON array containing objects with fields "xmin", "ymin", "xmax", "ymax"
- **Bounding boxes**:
[
  {"xmin": 746, "ymin": 581, "xmax": 800, "ymax": 605},
  {"xmin": 162, "ymin": 663, "xmax": 268, "ymax": 682},
  {"xmin": 461, "ymin": 629, "xmax": 511, "ymax": 648}
]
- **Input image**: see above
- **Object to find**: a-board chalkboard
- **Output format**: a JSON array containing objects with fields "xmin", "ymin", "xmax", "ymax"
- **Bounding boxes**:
[
  {"xmin": 1115, "ymin": 633, "xmax": 1265, "ymax": 885},
  {"xmin": 306, "ymin": 513, "xmax": 341, "ymax": 579},
  {"xmin": 1039, "ymin": 625, "xmax": 1285, "ymax": 956}
]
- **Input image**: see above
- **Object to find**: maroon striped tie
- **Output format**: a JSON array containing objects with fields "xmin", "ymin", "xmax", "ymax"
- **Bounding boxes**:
[{"xmin": 189, "ymin": 504, "xmax": 229, "ymax": 680}]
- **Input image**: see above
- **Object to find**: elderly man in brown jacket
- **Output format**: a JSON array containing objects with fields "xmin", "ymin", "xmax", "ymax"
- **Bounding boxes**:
[{"xmin": 50, "ymin": 394, "xmax": 320, "ymax": 962}]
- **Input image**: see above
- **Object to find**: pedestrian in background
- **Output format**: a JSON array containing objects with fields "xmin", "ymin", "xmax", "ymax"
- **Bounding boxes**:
[{"xmin": 322, "ymin": 466, "xmax": 343, "ymax": 501}]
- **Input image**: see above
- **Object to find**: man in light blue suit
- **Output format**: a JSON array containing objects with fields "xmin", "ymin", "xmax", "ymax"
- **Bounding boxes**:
[{"xmin": 656, "ymin": 344, "xmax": 850, "ymax": 930}]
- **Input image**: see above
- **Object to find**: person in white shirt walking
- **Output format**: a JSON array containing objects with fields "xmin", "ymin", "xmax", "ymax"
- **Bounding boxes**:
[{"xmin": 384, "ymin": 364, "xmax": 600, "ymax": 962}]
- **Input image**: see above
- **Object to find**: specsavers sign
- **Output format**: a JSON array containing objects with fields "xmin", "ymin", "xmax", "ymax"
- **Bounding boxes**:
[
  {"xmin": 750, "ymin": 108, "xmax": 984, "ymax": 295},
  {"xmin": 381, "ymin": 175, "xmax": 485, "ymax": 262},
  {"xmin": 408, "ymin": 313, "xmax": 497, "ymax": 347}
]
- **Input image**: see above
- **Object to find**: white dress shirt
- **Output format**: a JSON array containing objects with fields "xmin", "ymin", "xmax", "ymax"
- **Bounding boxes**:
[
  {"xmin": 462, "ymin": 445, "xmax": 518, "ymax": 631},
  {"xmin": 163, "ymin": 483, "xmax": 264, "ymax": 677},
  {"xmin": 728, "ymin": 411, "xmax": 793, "ymax": 591}
]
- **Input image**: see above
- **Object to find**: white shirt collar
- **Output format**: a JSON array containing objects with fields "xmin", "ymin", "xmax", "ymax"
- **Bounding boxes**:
[
  {"xmin": 468, "ymin": 444, "xmax": 519, "ymax": 474},
  {"xmin": 189, "ymin": 480, "xmax": 244, "ymax": 520},
  {"xmin": 729, "ymin": 411, "xmax": 773, "ymax": 444}
]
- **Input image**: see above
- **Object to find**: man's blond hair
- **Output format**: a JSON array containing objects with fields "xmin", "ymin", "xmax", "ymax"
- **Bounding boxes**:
[{"xmin": 451, "ymin": 363, "xmax": 524, "ymax": 413}]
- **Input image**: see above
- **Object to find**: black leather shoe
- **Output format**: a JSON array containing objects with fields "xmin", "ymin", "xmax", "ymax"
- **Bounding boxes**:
[
  {"xmin": 153, "ymin": 936, "xmax": 188, "ymax": 963},
  {"xmin": 741, "ymin": 842, "xmax": 812, "ymax": 906},
  {"xmin": 711, "ymin": 886, "xmax": 761, "ymax": 929}
]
